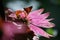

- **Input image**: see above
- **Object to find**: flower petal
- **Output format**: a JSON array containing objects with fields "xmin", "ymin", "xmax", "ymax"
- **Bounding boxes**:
[
  {"xmin": 31, "ymin": 19, "xmax": 55, "ymax": 28},
  {"xmin": 39, "ymin": 12, "xmax": 50, "ymax": 20},
  {"xmin": 27, "ymin": 8, "xmax": 44, "ymax": 19},
  {"xmin": 46, "ymin": 18, "xmax": 54, "ymax": 21},
  {"xmin": 2, "ymin": 22, "xmax": 14, "ymax": 37},
  {"xmin": 29, "ymin": 24, "xmax": 53, "ymax": 38},
  {"xmin": 39, "ymin": 22, "xmax": 55, "ymax": 28},
  {"xmin": 9, "ymin": 13, "xmax": 17, "ymax": 18}
]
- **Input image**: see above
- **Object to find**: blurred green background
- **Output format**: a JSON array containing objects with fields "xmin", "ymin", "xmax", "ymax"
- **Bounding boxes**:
[{"xmin": 2, "ymin": 0, "xmax": 60, "ymax": 40}]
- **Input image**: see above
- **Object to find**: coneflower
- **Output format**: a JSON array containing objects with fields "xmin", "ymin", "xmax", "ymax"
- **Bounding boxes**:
[{"xmin": 2, "ymin": 6, "xmax": 55, "ymax": 40}]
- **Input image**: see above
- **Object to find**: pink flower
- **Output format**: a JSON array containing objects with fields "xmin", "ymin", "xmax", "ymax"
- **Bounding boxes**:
[
  {"xmin": 26, "ymin": 8, "xmax": 55, "ymax": 38},
  {"xmin": 3, "ymin": 6, "xmax": 55, "ymax": 40}
]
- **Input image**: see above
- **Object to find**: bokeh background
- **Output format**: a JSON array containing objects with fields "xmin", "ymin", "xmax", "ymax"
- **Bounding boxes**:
[{"xmin": 0, "ymin": 0, "xmax": 60, "ymax": 40}]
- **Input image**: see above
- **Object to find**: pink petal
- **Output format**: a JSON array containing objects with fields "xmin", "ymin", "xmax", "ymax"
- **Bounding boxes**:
[
  {"xmin": 38, "ymin": 22, "xmax": 55, "ymax": 28},
  {"xmin": 36, "ymin": 19, "xmax": 55, "ymax": 28},
  {"xmin": 8, "ymin": 9, "xmax": 14, "ymax": 13},
  {"xmin": 3, "ymin": 21, "xmax": 28, "ymax": 34},
  {"xmin": 27, "ymin": 8, "xmax": 44, "ymax": 19},
  {"xmin": 29, "ymin": 24, "xmax": 53, "ymax": 38},
  {"xmin": 39, "ymin": 12, "xmax": 50, "ymax": 20},
  {"xmin": 2, "ymin": 22, "xmax": 14, "ymax": 37},
  {"xmin": 9, "ymin": 13, "xmax": 17, "ymax": 18},
  {"xmin": 2, "ymin": 21, "xmax": 29, "ymax": 40},
  {"xmin": 46, "ymin": 18, "xmax": 54, "ymax": 21},
  {"xmin": 30, "ymin": 18, "xmax": 55, "ymax": 28}
]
